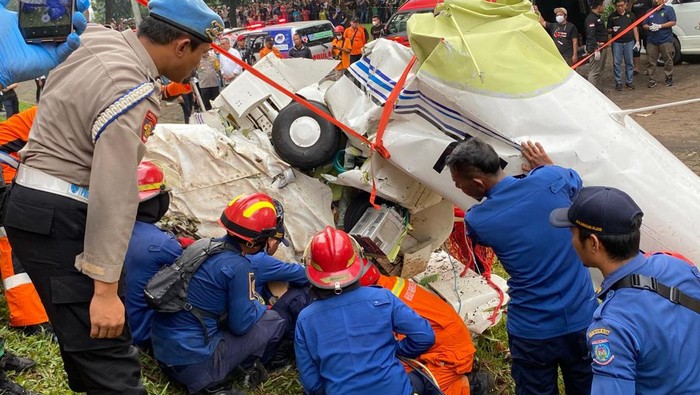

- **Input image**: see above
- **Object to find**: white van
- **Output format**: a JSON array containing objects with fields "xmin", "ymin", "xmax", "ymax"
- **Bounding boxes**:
[{"xmin": 262, "ymin": 21, "xmax": 334, "ymax": 59}]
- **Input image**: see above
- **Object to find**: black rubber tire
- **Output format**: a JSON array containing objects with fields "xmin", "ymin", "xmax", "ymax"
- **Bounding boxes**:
[{"xmin": 271, "ymin": 100, "xmax": 340, "ymax": 170}]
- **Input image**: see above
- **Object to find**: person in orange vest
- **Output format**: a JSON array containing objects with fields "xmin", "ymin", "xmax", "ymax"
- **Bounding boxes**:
[
  {"xmin": 161, "ymin": 80, "xmax": 195, "ymax": 124},
  {"xmin": 344, "ymin": 17, "xmax": 368, "ymax": 64},
  {"xmin": 360, "ymin": 262, "xmax": 494, "ymax": 395},
  {"xmin": 332, "ymin": 25, "xmax": 352, "ymax": 78},
  {"xmin": 0, "ymin": 107, "xmax": 51, "ymax": 336},
  {"xmin": 259, "ymin": 36, "xmax": 283, "ymax": 60}
]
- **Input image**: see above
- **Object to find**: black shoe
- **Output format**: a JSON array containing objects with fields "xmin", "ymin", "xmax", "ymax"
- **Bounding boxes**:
[
  {"xmin": 665, "ymin": 76, "xmax": 673, "ymax": 86},
  {"xmin": 647, "ymin": 79, "xmax": 657, "ymax": 88},
  {"xmin": 0, "ymin": 375, "xmax": 38, "ymax": 395},
  {"xmin": 626, "ymin": 83, "xmax": 635, "ymax": 90},
  {"xmin": 467, "ymin": 371, "xmax": 495, "ymax": 395},
  {"xmin": 615, "ymin": 83, "xmax": 623, "ymax": 91},
  {"xmin": 241, "ymin": 359, "xmax": 269, "ymax": 389},
  {"xmin": 16, "ymin": 322, "xmax": 55, "ymax": 339},
  {"xmin": 1, "ymin": 352, "xmax": 36, "ymax": 373},
  {"xmin": 197, "ymin": 387, "xmax": 246, "ymax": 395},
  {"xmin": 265, "ymin": 339, "xmax": 294, "ymax": 371}
]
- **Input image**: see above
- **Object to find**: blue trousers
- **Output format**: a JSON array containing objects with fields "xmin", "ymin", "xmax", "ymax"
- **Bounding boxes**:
[
  {"xmin": 612, "ymin": 41, "xmax": 635, "ymax": 85},
  {"xmin": 509, "ymin": 330, "xmax": 592, "ymax": 395}
]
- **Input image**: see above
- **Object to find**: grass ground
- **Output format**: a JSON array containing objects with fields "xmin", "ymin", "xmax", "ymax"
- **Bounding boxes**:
[{"xmin": 0, "ymin": 263, "xmax": 515, "ymax": 394}]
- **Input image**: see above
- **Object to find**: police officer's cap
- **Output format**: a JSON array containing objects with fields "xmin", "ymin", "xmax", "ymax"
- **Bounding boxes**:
[
  {"xmin": 550, "ymin": 187, "xmax": 644, "ymax": 235},
  {"xmin": 265, "ymin": 36, "xmax": 274, "ymax": 43},
  {"xmin": 149, "ymin": 0, "xmax": 224, "ymax": 43}
]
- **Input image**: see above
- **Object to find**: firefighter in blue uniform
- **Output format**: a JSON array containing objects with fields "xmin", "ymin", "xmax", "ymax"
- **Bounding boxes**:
[
  {"xmin": 124, "ymin": 162, "xmax": 182, "ymax": 352},
  {"xmin": 295, "ymin": 227, "xmax": 435, "ymax": 395},
  {"xmin": 550, "ymin": 186, "xmax": 700, "ymax": 394},
  {"xmin": 151, "ymin": 193, "xmax": 286, "ymax": 394}
]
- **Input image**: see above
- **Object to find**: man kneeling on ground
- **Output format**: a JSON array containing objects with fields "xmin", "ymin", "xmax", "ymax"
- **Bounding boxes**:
[
  {"xmin": 151, "ymin": 193, "xmax": 287, "ymax": 395},
  {"xmin": 360, "ymin": 262, "xmax": 494, "ymax": 395},
  {"xmin": 295, "ymin": 227, "xmax": 435, "ymax": 395}
]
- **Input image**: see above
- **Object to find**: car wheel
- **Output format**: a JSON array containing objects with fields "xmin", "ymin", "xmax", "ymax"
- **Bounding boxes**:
[{"xmin": 271, "ymin": 101, "xmax": 341, "ymax": 170}]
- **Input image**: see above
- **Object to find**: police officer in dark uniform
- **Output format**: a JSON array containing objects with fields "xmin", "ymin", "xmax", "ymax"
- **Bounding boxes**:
[
  {"xmin": 585, "ymin": 0, "xmax": 609, "ymax": 89},
  {"xmin": 631, "ymin": 0, "xmax": 654, "ymax": 73}
]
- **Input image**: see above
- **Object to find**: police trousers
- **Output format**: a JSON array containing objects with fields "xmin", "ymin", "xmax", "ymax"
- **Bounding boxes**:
[
  {"xmin": 3, "ymin": 184, "xmax": 145, "ymax": 394},
  {"xmin": 509, "ymin": 330, "xmax": 592, "ymax": 395}
]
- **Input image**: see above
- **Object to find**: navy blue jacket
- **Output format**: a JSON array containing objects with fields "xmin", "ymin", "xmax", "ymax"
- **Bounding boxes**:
[
  {"xmin": 588, "ymin": 253, "xmax": 700, "ymax": 394},
  {"xmin": 295, "ymin": 286, "xmax": 435, "ymax": 395},
  {"xmin": 466, "ymin": 165, "xmax": 597, "ymax": 339},
  {"xmin": 124, "ymin": 221, "xmax": 182, "ymax": 347},
  {"xmin": 151, "ymin": 235, "xmax": 266, "ymax": 366},
  {"xmin": 247, "ymin": 251, "xmax": 308, "ymax": 303}
]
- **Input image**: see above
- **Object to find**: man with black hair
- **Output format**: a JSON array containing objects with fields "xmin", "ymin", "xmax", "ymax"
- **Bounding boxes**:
[
  {"xmin": 151, "ymin": 193, "xmax": 286, "ymax": 395},
  {"xmin": 2, "ymin": 0, "xmax": 223, "ymax": 392},
  {"xmin": 586, "ymin": 0, "xmax": 609, "ymax": 90},
  {"xmin": 550, "ymin": 187, "xmax": 700, "ymax": 393},
  {"xmin": 288, "ymin": 34, "xmax": 313, "ymax": 59},
  {"xmin": 446, "ymin": 139, "xmax": 596, "ymax": 394}
]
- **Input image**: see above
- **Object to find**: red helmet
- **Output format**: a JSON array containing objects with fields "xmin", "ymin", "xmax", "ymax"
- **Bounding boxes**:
[
  {"xmin": 137, "ymin": 161, "xmax": 167, "ymax": 202},
  {"xmin": 334, "ymin": 25, "xmax": 344, "ymax": 34},
  {"xmin": 359, "ymin": 261, "xmax": 380, "ymax": 286},
  {"xmin": 219, "ymin": 193, "xmax": 282, "ymax": 244},
  {"xmin": 304, "ymin": 227, "xmax": 365, "ymax": 290}
]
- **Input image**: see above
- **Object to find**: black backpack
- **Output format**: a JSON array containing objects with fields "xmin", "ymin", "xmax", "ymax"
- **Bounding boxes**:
[{"xmin": 144, "ymin": 238, "xmax": 239, "ymax": 343}]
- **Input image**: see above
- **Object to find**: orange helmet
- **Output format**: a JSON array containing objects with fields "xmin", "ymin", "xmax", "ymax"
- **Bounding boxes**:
[
  {"xmin": 137, "ymin": 161, "xmax": 168, "ymax": 202},
  {"xmin": 359, "ymin": 261, "xmax": 380, "ymax": 286},
  {"xmin": 304, "ymin": 227, "xmax": 366, "ymax": 290},
  {"xmin": 644, "ymin": 251, "xmax": 694, "ymax": 265},
  {"xmin": 334, "ymin": 25, "xmax": 344, "ymax": 34},
  {"xmin": 219, "ymin": 193, "xmax": 283, "ymax": 244}
]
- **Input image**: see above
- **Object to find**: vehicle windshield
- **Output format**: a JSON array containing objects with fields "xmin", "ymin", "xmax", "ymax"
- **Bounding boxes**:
[
  {"xmin": 297, "ymin": 24, "xmax": 334, "ymax": 47},
  {"xmin": 385, "ymin": 9, "xmax": 433, "ymax": 35}
]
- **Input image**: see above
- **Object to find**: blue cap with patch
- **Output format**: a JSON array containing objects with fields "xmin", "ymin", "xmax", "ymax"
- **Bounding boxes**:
[
  {"xmin": 550, "ymin": 186, "xmax": 643, "ymax": 235},
  {"xmin": 148, "ymin": 0, "xmax": 224, "ymax": 43}
]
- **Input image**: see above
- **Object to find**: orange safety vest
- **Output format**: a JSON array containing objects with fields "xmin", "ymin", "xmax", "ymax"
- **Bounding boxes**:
[
  {"xmin": 162, "ymin": 82, "xmax": 193, "ymax": 100},
  {"xmin": 377, "ymin": 275, "xmax": 476, "ymax": 395},
  {"xmin": 0, "ymin": 107, "xmax": 49, "ymax": 327},
  {"xmin": 344, "ymin": 26, "xmax": 367, "ymax": 56},
  {"xmin": 332, "ymin": 37, "xmax": 352, "ymax": 70},
  {"xmin": 259, "ymin": 46, "xmax": 283, "ymax": 59}
]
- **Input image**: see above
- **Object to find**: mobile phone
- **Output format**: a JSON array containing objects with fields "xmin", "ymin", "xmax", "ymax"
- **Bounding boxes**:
[{"xmin": 18, "ymin": 0, "xmax": 75, "ymax": 43}]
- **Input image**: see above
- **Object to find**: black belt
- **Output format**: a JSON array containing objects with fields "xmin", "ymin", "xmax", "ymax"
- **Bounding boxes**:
[{"xmin": 601, "ymin": 274, "xmax": 700, "ymax": 315}]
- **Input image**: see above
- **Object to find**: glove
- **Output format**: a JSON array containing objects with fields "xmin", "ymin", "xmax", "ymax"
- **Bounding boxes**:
[
  {"xmin": 633, "ymin": 42, "xmax": 641, "ymax": 52},
  {"xmin": 0, "ymin": 0, "xmax": 90, "ymax": 88},
  {"xmin": 594, "ymin": 50, "xmax": 601, "ymax": 61},
  {"xmin": 649, "ymin": 23, "xmax": 661, "ymax": 32}
]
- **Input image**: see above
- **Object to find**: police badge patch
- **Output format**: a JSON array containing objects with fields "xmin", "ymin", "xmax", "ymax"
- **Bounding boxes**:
[
  {"xmin": 141, "ymin": 110, "xmax": 158, "ymax": 143},
  {"xmin": 592, "ymin": 339, "xmax": 614, "ymax": 365}
]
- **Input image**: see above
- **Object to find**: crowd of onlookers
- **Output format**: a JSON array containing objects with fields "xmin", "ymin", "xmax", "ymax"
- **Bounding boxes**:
[{"xmin": 234, "ymin": 0, "xmax": 402, "ymax": 27}]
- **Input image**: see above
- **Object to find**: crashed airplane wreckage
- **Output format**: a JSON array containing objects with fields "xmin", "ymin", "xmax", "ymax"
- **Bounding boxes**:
[{"xmin": 147, "ymin": 0, "xmax": 700, "ymax": 333}]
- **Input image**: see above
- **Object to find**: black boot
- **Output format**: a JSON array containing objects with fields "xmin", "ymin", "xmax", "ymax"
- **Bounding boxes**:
[
  {"xmin": 241, "ymin": 359, "xmax": 269, "ymax": 389},
  {"xmin": 0, "ymin": 352, "xmax": 35, "ymax": 373},
  {"xmin": 0, "ymin": 372, "xmax": 39, "ymax": 395},
  {"xmin": 467, "ymin": 371, "xmax": 495, "ymax": 395}
]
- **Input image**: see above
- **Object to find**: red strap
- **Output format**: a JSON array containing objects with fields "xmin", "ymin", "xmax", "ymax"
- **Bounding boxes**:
[
  {"xmin": 373, "ymin": 55, "xmax": 417, "ymax": 159},
  {"xmin": 572, "ymin": 3, "xmax": 664, "ymax": 70}
]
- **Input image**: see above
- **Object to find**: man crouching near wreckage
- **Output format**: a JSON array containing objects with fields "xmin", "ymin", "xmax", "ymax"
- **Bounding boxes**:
[
  {"xmin": 447, "ymin": 138, "xmax": 598, "ymax": 394},
  {"xmin": 294, "ymin": 227, "xmax": 436, "ymax": 395}
]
